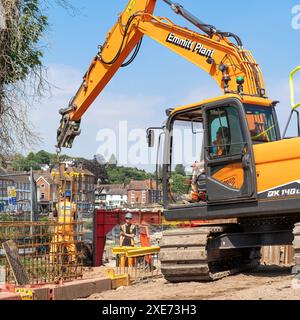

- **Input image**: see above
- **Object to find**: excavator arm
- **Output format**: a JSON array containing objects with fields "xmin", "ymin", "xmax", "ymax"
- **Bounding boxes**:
[{"xmin": 56, "ymin": 0, "xmax": 266, "ymax": 149}]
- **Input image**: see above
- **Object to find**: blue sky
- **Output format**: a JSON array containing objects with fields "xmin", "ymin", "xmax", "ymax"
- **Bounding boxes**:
[{"xmin": 31, "ymin": 0, "xmax": 300, "ymax": 170}]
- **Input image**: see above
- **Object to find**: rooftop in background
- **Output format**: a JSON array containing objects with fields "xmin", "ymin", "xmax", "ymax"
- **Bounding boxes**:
[
  {"xmin": 127, "ymin": 179, "xmax": 158, "ymax": 191},
  {"xmin": 97, "ymin": 184, "xmax": 125, "ymax": 190},
  {"xmin": 0, "ymin": 168, "xmax": 29, "ymax": 182},
  {"xmin": 34, "ymin": 170, "xmax": 54, "ymax": 185},
  {"xmin": 107, "ymin": 188, "xmax": 127, "ymax": 196}
]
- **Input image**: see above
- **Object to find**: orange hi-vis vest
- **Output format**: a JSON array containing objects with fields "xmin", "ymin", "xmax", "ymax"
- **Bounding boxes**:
[{"xmin": 120, "ymin": 224, "xmax": 135, "ymax": 246}]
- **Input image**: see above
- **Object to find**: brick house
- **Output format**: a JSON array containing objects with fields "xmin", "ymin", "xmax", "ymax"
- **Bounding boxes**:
[
  {"xmin": 34, "ymin": 171, "xmax": 54, "ymax": 213},
  {"xmin": 127, "ymin": 179, "xmax": 161, "ymax": 208},
  {"xmin": 95, "ymin": 184, "xmax": 127, "ymax": 209},
  {"xmin": 34, "ymin": 166, "xmax": 95, "ymax": 215}
]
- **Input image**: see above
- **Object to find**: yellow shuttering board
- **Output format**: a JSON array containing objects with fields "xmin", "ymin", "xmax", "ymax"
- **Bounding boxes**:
[{"xmin": 15, "ymin": 288, "xmax": 33, "ymax": 300}]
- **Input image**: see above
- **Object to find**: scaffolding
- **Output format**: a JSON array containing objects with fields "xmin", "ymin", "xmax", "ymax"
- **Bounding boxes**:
[
  {"xmin": 0, "ymin": 163, "xmax": 87, "ymax": 285},
  {"xmin": 0, "ymin": 220, "xmax": 83, "ymax": 285}
]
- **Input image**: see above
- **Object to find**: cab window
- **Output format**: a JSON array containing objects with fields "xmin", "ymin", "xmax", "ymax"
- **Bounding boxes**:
[
  {"xmin": 245, "ymin": 105, "xmax": 277, "ymax": 143},
  {"xmin": 207, "ymin": 106, "xmax": 245, "ymax": 158}
]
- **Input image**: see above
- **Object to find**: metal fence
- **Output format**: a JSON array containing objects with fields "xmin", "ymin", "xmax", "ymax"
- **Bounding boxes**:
[{"xmin": 0, "ymin": 220, "xmax": 84, "ymax": 285}]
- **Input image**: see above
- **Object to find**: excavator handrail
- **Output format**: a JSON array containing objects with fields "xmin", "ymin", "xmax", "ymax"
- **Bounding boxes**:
[{"xmin": 290, "ymin": 66, "xmax": 300, "ymax": 109}]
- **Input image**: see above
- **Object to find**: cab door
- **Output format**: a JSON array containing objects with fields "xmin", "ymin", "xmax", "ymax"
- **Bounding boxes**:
[{"xmin": 203, "ymin": 98, "xmax": 257, "ymax": 204}]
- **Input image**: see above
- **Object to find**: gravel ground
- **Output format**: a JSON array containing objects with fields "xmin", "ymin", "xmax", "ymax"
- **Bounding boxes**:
[{"xmin": 83, "ymin": 265, "xmax": 300, "ymax": 300}]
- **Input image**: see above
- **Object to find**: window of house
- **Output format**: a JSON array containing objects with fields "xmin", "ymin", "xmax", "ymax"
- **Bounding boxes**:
[
  {"xmin": 40, "ymin": 184, "xmax": 45, "ymax": 189},
  {"xmin": 131, "ymin": 191, "xmax": 135, "ymax": 204},
  {"xmin": 41, "ymin": 193, "xmax": 45, "ymax": 200},
  {"xmin": 142, "ymin": 191, "xmax": 146, "ymax": 204}
]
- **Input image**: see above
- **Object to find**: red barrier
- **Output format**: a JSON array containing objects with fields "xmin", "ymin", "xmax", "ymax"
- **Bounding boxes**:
[{"xmin": 93, "ymin": 210, "xmax": 163, "ymax": 266}]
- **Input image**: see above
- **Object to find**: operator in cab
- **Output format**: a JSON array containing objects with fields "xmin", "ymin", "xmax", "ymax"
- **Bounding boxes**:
[{"xmin": 212, "ymin": 126, "xmax": 229, "ymax": 156}]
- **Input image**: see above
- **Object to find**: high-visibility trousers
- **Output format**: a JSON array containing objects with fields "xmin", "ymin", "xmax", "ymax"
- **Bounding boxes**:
[{"xmin": 50, "ymin": 225, "xmax": 76, "ymax": 263}]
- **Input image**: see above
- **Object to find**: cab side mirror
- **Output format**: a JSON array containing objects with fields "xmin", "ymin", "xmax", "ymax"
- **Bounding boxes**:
[{"xmin": 147, "ymin": 129, "xmax": 155, "ymax": 148}]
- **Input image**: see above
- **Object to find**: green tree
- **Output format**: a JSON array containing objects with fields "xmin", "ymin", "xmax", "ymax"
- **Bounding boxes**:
[
  {"xmin": 0, "ymin": 0, "xmax": 48, "ymax": 154},
  {"xmin": 77, "ymin": 156, "xmax": 108, "ymax": 184},
  {"xmin": 107, "ymin": 165, "xmax": 153, "ymax": 185},
  {"xmin": 174, "ymin": 164, "xmax": 186, "ymax": 176},
  {"xmin": 0, "ymin": 0, "xmax": 73, "ymax": 155},
  {"xmin": 171, "ymin": 174, "xmax": 189, "ymax": 195},
  {"xmin": 35, "ymin": 150, "xmax": 52, "ymax": 165},
  {"xmin": 12, "ymin": 154, "xmax": 27, "ymax": 171}
]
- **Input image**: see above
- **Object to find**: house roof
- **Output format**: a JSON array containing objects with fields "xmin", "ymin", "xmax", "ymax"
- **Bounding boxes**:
[
  {"xmin": 107, "ymin": 188, "xmax": 127, "ymax": 196},
  {"xmin": 11, "ymin": 174, "xmax": 30, "ymax": 184},
  {"xmin": 34, "ymin": 171, "xmax": 53, "ymax": 185},
  {"xmin": 127, "ymin": 180, "xmax": 157, "ymax": 191},
  {"xmin": 0, "ymin": 169, "xmax": 28, "ymax": 183},
  {"xmin": 98, "ymin": 184, "xmax": 125, "ymax": 190}
]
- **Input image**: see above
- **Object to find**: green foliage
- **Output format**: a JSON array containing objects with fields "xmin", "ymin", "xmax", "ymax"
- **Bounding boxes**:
[
  {"xmin": 171, "ymin": 173, "xmax": 189, "ymax": 195},
  {"xmin": 2, "ymin": 0, "xmax": 48, "ymax": 85},
  {"xmin": 83, "ymin": 220, "xmax": 93, "ymax": 231},
  {"xmin": 76, "ymin": 156, "xmax": 108, "ymax": 184},
  {"xmin": 11, "ymin": 151, "xmax": 153, "ymax": 185},
  {"xmin": 12, "ymin": 152, "xmax": 51, "ymax": 171},
  {"xmin": 174, "ymin": 164, "xmax": 186, "ymax": 176},
  {"xmin": 107, "ymin": 165, "xmax": 153, "ymax": 185},
  {"xmin": 0, "ymin": 214, "xmax": 14, "ymax": 221}
]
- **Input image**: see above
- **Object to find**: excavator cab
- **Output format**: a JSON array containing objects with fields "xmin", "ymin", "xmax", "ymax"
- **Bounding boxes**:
[{"xmin": 161, "ymin": 95, "xmax": 280, "ymax": 209}]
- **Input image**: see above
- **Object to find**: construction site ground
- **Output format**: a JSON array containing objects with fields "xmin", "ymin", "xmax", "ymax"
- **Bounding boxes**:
[{"xmin": 82, "ymin": 265, "xmax": 300, "ymax": 300}]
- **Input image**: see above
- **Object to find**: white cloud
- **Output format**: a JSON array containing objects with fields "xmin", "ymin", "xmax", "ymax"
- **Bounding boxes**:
[{"xmin": 47, "ymin": 64, "xmax": 83, "ymax": 97}]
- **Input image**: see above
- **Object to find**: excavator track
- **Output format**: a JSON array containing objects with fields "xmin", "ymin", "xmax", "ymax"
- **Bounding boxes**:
[{"xmin": 159, "ymin": 226, "xmax": 261, "ymax": 282}]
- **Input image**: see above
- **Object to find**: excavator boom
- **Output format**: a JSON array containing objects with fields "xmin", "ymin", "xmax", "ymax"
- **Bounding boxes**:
[{"xmin": 56, "ymin": 0, "xmax": 266, "ymax": 149}]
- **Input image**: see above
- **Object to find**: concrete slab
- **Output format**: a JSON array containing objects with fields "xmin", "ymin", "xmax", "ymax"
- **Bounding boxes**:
[
  {"xmin": 0, "ymin": 292, "xmax": 21, "ymax": 300},
  {"xmin": 52, "ymin": 277, "xmax": 112, "ymax": 300},
  {"xmin": 32, "ymin": 287, "xmax": 50, "ymax": 301}
]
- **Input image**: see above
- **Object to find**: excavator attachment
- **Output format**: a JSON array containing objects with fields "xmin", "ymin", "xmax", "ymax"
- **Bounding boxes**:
[{"xmin": 56, "ymin": 110, "xmax": 81, "ymax": 149}]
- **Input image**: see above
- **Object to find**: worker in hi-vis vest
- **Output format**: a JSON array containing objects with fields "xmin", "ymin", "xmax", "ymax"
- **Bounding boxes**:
[
  {"xmin": 50, "ymin": 190, "xmax": 77, "ymax": 264},
  {"xmin": 119, "ymin": 212, "xmax": 136, "ymax": 267}
]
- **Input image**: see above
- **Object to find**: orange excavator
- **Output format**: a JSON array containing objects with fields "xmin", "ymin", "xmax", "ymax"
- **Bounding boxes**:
[{"xmin": 56, "ymin": 0, "xmax": 300, "ymax": 282}]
